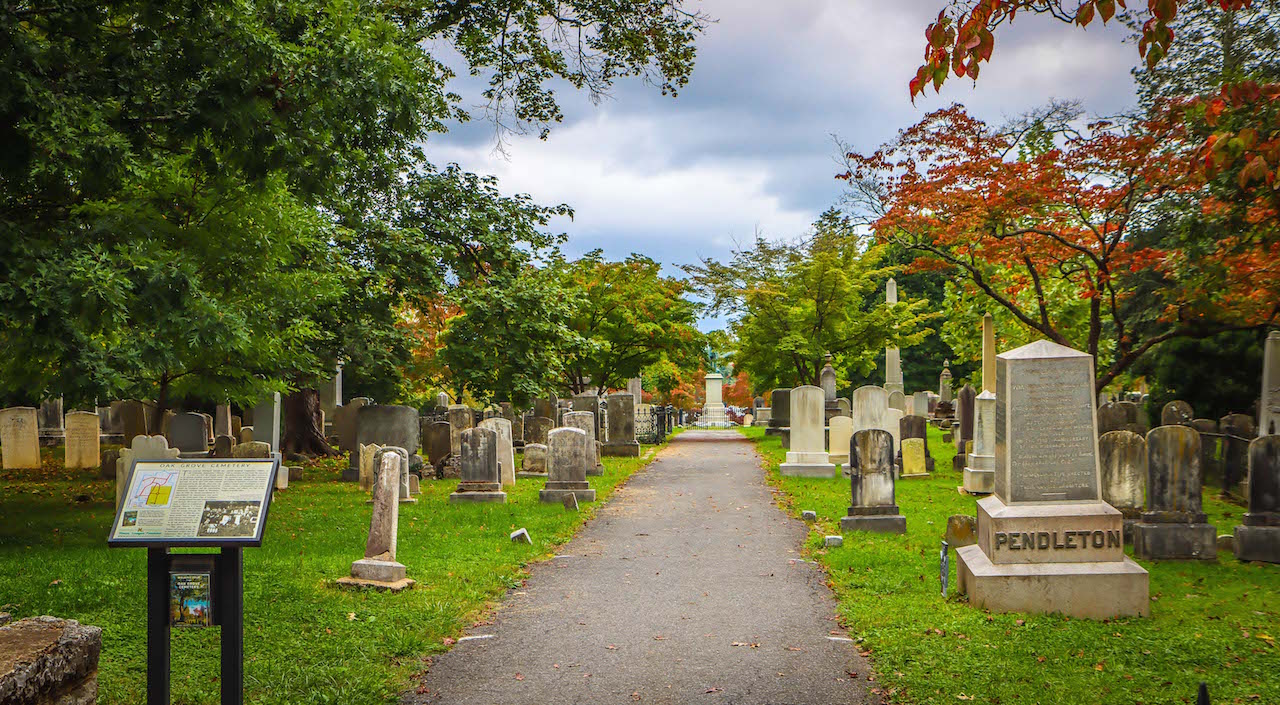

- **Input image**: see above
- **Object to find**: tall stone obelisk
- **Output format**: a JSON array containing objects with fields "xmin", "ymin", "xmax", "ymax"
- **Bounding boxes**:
[
  {"xmin": 964, "ymin": 313, "xmax": 997, "ymax": 494},
  {"xmin": 884, "ymin": 279, "xmax": 904, "ymax": 394}
]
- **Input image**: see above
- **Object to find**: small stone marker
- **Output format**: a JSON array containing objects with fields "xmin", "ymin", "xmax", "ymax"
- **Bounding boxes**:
[
  {"xmin": 210, "ymin": 435, "xmax": 234, "ymax": 458},
  {"xmin": 539, "ymin": 427, "xmax": 596, "ymax": 504},
  {"xmin": 563, "ymin": 493, "xmax": 580, "ymax": 511},
  {"xmin": 823, "ymin": 535, "xmax": 843, "ymax": 548},
  {"xmin": 802, "ymin": 510, "xmax": 817, "ymax": 522},
  {"xmin": 0, "ymin": 616, "xmax": 102, "ymax": 703},
  {"xmin": 63, "ymin": 411, "xmax": 101, "ymax": 470},
  {"xmin": 231, "ymin": 441, "xmax": 271, "ymax": 459},
  {"xmin": 828, "ymin": 416, "xmax": 853, "ymax": 468},
  {"xmin": 945, "ymin": 515, "xmax": 977, "ymax": 548},
  {"xmin": 1233, "ymin": 435, "xmax": 1280, "ymax": 563},
  {"xmin": 519, "ymin": 443, "xmax": 549, "ymax": 476},
  {"xmin": 779, "ymin": 386, "xmax": 836, "ymax": 477},
  {"xmin": 1133, "ymin": 425, "xmax": 1217, "ymax": 561},
  {"xmin": 900, "ymin": 437, "xmax": 929, "ymax": 479},
  {"xmin": 408, "ymin": 474, "xmax": 420, "ymax": 495},
  {"xmin": 510, "ymin": 528, "xmax": 532, "ymax": 544},
  {"xmin": 338, "ymin": 451, "xmax": 414, "ymax": 591},
  {"xmin": 1160, "ymin": 400, "xmax": 1194, "ymax": 427},
  {"xmin": 840, "ymin": 429, "xmax": 906, "ymax": 534},
  {"xmin": 0, "ymin": 407, "xmax": 41, "ymax": 470},
  {"xmin": 449, "ymin": 427, "xmax": 507, "ymax": 503}
]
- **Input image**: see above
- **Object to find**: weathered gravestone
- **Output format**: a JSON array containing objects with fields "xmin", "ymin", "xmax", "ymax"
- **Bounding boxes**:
[
  {"xmin": 1116, "ymin": 400, "xmax": 1149, "ymax": 434},
  {"xmin": 425, "ymin": 421, "xmax": 452, "ymax": 478},
  {"xmin": 448, "ymin": 427, "xmax": 506, "ymax": 503},
  {"xmin": 954, "ymin": 384, "xmax": 976, "ymax": 470},
  {"xmin": 534, "ymin": 396, "xmax": 558, "ymax": 423},
  {"xmin": 0, "ymin": 407, "xmax": 40, "ymax": 470},
  {"xmin": 1191, "ymin": 418, "xmax": 1218, "ymax": 434},
  {"xmin": 840, "ymin": 429, "xmax": 906, "ymax": 534},
  {"xmin": 119, "ymin": 400, "xmax": 149, "ymax": 443},
  {"xmin": 912, "ymin": 392, "xmax": 930, "ymax": 418},
  {"xmin": 478, "ymin": 417, "xmax": 516, "ymax": 487},
  {"xmin": 1220, "ymin": 413, "xmax": 1256, "ymax": 439},
  {"xmin": 520, "ymin": 443, "xmax": 548, "ymax": 476},
  {"xmin": 373, "ymin": 446, "xmax": 414, "ymax": 504},
  {"xmin": 115, "ymin": 436, "xmax": 180, "ymax": 507},
  {"xmin": 231, "ymin": 441, "xmax": 272, "ymax": 459},
  {"xmin": 348, "ymin": 405, "xmax": 418, "ymax": 482},
  {"xmin": 1097, "ymin": 402, "xmax": 1128, "ymax": 435},
  {"xmin": 851, "ymin": 385, "xmax": 889, "ymax": 436},
  {"xmin": 539, "ymin": 427, "xmax": 595, "ymax": 504},
  {"xmin": 901, "ymin": 438, "xmax": 928, "ymax": 478},
  {"xmin": 210, "ymin": 435, "xmax": 235, "ymax": 459},
  {"xmin": 602, "ymin": 393, "xmax": 640, "ymax": 457},
  {"xmin": 954, "ymin": 340, "xmax": 1149, "ymax": 619},
  {"xmin": 337, "ymin": 450, "xmax": 413, "ymax": 591},
  {"xmin": 526, "ymin": 416, "xmax": 553, "ymax": 445},
  {"xmin": 828, "ymin": 415, "xmax": 853, "ymax": 468},
  {"xmin": 37, "ymin": 398, "xmax": 64, "ymax": 444},
  {"xmin": 766, "ymin": 388, "xmax": 789, "ymax": 437},
  {"xmin": 885, "ymin": 408, "xmax": 903, "ymax": 461},
  {"xmin": 198, "ymin": 412, "xmax": 215, "ymax": 445},
  {"xmin": 446, "ymin": 404, "xmax": 472, "ymax": 456},
  {"xmin": 571, "ymin": 394, "xmax": 600, "ymax": 439},
  {"xmin": 358, "ymin": 443, "xmax": 384, "ymax": 492},
  {"xmin": 1234, "ymin": 435, "xmax": 1280, "ymax": 563},
  {"xmin": 215, "ymin": 404, "xmax": 233, "ymax": 438},
  {"xmin": 333, "ymin": 397, "xmax": 370, "ymax": 452},
  {"xmin": 1133, "ymin": 425, "xmax": 1217, "ymax": 560},
  {"xmin": 253, "ymin": 393, "xmax": 282, "ymax": 453},
  {"xmin": 899, "ymin": 415, "xmax": 936, "ymax": 474},
  {"xmin": 1260, "ymin": 330, "xmax": 1280, "ymax": 435},
  {"xmin": 563, "ymin": 411, "xmax": 602, "ymax": 476},
  {"xmin": 962, "ymin": 390, "xmax": 996, "ymax": 494},
  {"xmin": 887, "ymin": 390, "xmax": 906, "ymax": 413},
  {"xmin": 779, "ymin": 386, "xmax": 835, "ymax": 477},
  {"xmin": 167, "ymin": 412, "xmax": 208, "ymax": 454},
  {"xmin": 1099, "ymin": 430, "xmax": 1147, "ymax": 542},
  {"xmin": 1160, "ymin": 400, "xmax": 1194, "ymax": 427}
]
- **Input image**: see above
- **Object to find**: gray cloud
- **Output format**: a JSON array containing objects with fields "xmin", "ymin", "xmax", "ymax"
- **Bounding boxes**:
[{"xmin": 427, "ymin": 0, "xmax": 1144, "ymax": 332}]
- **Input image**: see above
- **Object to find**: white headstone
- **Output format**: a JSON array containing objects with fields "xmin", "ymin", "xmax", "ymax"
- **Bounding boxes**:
[
  {"xmin": 779, "ymin": 386, "xmax": 835, "ymax": 477},
  {"xmin": 64, "ymin": 411, "xmax": 101, "ymax": 470},
  {"xmin": 0, "ymin": 407, "xmax": 40, "ymax": 470}
]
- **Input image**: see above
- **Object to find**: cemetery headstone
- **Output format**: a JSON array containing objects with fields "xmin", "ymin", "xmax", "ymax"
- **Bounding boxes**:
[
  {"xmin": 349, "ymin": 405, "xmax": 418, "ymax": 481},
  {"xmin": 210, "ymin": 435, "xmax": 234, "ymax": 459},
  {"xmin": 887, "ymin": 390, "xmax": 906, "ymax": 413},
  {"xmin": 358, "ymin": 443, "xmax": 384, "ymax": 492},
  {"xmin": 1133, "ymin": 425, "xmax": 1217, "ymax": 560},
  {"xmin": 1261, "ymin": 330, "xmax": 1280, "ymax": 435},
  {"xmin": 1099, "ymin": 430, "xmax": 1147, "ymax": 542},
  {"xmin": 0, "ymin": 407, "xmax": 40, "ymax": 470},
  {"xmin": 840, "ymin": 429, "xmax": 906, "ymax": 533},
  {"xmin": 338, "ymin": 450, "xmax": 413, "ymax": 590},
  {"xmin": 563, "ymin": 411, "xmax": 602, "ymax": 475},
  {"xmin": 334, "ymin": 397, "xmax": 370, "ymax": 452},
  {"xmin": 766, "ymin": 388, "xmax": 789, "ymax": 437},
  {"xmin": 215, "ymin": 405, "xmax": 232, "ymax": 438},
  {"xmin": 478, "ymin": 417, "xmax": 516, "ymax": 487},
  {"xmin": 520, "ymin": 443, "xmax": 548, "ymax": 476},
  {"xmin": 426, "ymin": 421, "xmax": 452, "ymax": 478},
  {"xmin": 571, "ymin": 394, "xmax": 601, "ymax": 439},
  {"xmin": 539, "ymin": 427, "xmax": 596, "ymax": 504},
  {"xmin": 602, "ymin": 393, "xmax": 639, "ymax": 457},
  {"xmin": 61, "ymin": 411, "xmax": 100, "ymax": 470},
  {"xmin": 962, "ymin": 391, "xmax": 996, "ymax": 494},
  {"xmin": 534, "ymin": 396, "xmax": 558, "ymax": 422},
  {"xmin": 828, "ymin": 416, "xmax": 853, "ymax": 468},
  {"xmin": 168, "ymin": 412, "xmax": 209, "ymax": 454},
  {"xmin": 526, "ymin": 416, "xmax": 553, "ymax": 445},
  {"xmin": 37, "ymin": 397, "xmax": 64, "ymax": 443},
  {"xmin": 955, "ymin": 384, "xmax": 976, "ymax": 458},
  {"xmin": 1220, "ymin": 413, "xmax": 1256, "ymax": 439},
  {"xmin": 1233, "ymin": 435, "xmax": 1280, "ymax": 563},
  {"xmin": 447, "ymin": 404, "xmax": 473, "ymax": 456},
  {"xmin": 449, "ymin": 427, "xmax": 506, "ymax": 503},
  {"xmin": 779, "ymin": 386, "xmax": 836, "ymax": 477},
  {"xmin": 901, "ymin": 438, "xmax": 928, "ymax": 478},
  {"xmin": 627, "ymin": 377, "xmax": 643, "ymax": 405},
  {"xmin": 119, "ymin": 400, "xmax": 149, "ymax": 444},
  {"xmin": 231, "ymin": 442, "xmax": 272, "ymax": 459},
  {"xmin": 253, "ymin": 393, "xmax": 282, "ymax": 453},
  {"xmin": 954, "ymin": 340, "xmax": 1149, "ymax": 619},
  {"xmin": 1097, "ymin": 402, "xmax": 1128, "ymax": 434},
  {"xmin": 374, "ymin": 446, "xmax": 414, "ymax": 504},
  {"xmin": 899, "ymin": 415, "xmax": 936, "ymax": 474},
  {"xmin": 1160, "ymin": 400, "xmax": 1194, "ymax": 427}
]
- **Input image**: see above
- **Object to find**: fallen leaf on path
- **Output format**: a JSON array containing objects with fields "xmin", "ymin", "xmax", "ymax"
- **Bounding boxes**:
[
  {"xmin": 606, "ymin": 645, "xmax": 618, "ymax": 650},
  {"xmin": 704, "ymin": 687, "xmax": 722, "ymax": 694},
  {"xmin": 515, "ymin": 674, "xmax": 524, "ymax": 681}
]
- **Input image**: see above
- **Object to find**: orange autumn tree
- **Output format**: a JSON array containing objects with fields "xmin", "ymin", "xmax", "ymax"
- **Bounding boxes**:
[
  {"xmin": 721, "ymin": 370, "xmax": 755, "ymax": 408},
  {"xmin": 398, "ymin": 297, "xmax": 461, "ymax": 404},
  {"xmin": 911, "ymin": 0, "xmax": 1253, "ymax": 100},
  {"xmin": 840, "ymin": 102, "xmax": 1279, "ymax": 392}
]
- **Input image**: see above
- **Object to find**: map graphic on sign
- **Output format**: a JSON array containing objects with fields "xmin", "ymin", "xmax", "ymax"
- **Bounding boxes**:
[{"xmin": 129, "ymin": 470, "xmax": 179, "ymax": 509}]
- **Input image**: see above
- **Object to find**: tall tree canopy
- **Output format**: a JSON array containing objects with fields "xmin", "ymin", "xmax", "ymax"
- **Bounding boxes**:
[{"xmin": 684, "ymin": 211, "xmax": 933, "ymax": 390}]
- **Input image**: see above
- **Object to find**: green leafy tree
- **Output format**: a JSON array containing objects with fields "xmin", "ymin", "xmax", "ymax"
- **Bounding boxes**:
[
  {"xmin": 685, "ymin": 210, "xmax": 934, "ymax": 390},
  {"xmin": 559, "ymin": 252, "xmax": 702, "ymax": 394}
]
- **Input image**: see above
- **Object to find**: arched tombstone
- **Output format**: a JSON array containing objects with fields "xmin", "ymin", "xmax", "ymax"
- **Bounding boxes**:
[
  {"xmin": 563, "ymin": 411, "xmax": 602, "ymax": 476},
  {"xmin": 478, "ymin": 417, "xmax": 516, "ymax": 487},
  {"xmin": 539, "ymin": 427, "xmax": 595, "ymax": 504},
  {"xmin": 1160, "ymin": 400, "xmax": 1194, "ymax": 427},
  {"xmin": 1099, "ymin": 430, "xmax": 1147, "ymax": 542},
  {"xmin": 839, "ymin": 429, "xmax": 905, "ymax": 534},
  {"xmin": 1097, "ymin": 402, "xmax": 1128, "ymax": 435},
  {"xmin": 1234, "ymin": 435, "xmax": 1280, "ymax": 563},
  {"xmin": 1133, "ymin": 425, "xmax": 1216, "ymax": 560},
  {"xmin": 0, "ymin": 407, "xmax": 40, "ymax": 470}
]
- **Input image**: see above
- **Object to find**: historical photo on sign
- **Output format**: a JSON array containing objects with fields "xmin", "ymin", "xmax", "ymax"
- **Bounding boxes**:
[
  {"xmin": 198, "ymin": 500, "xmax": 261, "ymax": 538},
  {"xmin": 170, "ymin": 572, "xmax": 212, "ymax": 628}
]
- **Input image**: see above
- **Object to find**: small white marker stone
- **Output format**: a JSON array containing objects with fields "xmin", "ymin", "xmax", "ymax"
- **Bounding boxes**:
[
  {"xmin": 510, "ymin": 528, "xmax": 532, "ymax": 544},
  {"xmin": 823, "ymin": 535, "xmax": 843, "ymax": 548},
  {"xmin": 801, "ymin": 510, "xmax": 817, "ymax": 522},
  {"xmin": 458, "ymin": 634, "xmax": 495, "ymax": 642}
]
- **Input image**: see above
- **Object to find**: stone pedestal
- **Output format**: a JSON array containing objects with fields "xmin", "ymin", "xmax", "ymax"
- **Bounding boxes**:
[
  {"xmin": 840, "ymin": 429, "xmax": 906, "ymax": 534},
  {"xmin": 697, "ymin": 373, "xmax": 733, "ymax": 428},
  {"xmin": 779, "ymin": 386, "xmax": 835, "ymax": 477},
  {"xmin": 1133, "ymin": 522, "xmax": 1217, "ymax": 560},
  {"xmin": 449, "ymin": 427, "xmax": 507, "ymax": 503},
  {"xmin": 1233, "ymin": 436, "xmax": 1280, "ymax": 563},
  {"xmin": 955, "ymin": 340, "xmax": 1149, "ymax": 619},
  {"xmin": 962, "ymin": 390, "xmax": 997, "ymax": 494},
  {"xmin": 1234, "ymin": 525, "xmax": 1280, "ymax": 563},
  {"xmin": 1132, "ymin": 426, "xmax": 1216, "ymax": 561},
  {"xmin": 539, "ymin": 427, "xmax": 596, "ymax": 503}
]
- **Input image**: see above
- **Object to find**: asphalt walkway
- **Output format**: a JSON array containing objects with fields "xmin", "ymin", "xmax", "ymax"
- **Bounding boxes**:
[{"xmin": 406, "ymin": 429, "xmax": 875, "ymax": 705}]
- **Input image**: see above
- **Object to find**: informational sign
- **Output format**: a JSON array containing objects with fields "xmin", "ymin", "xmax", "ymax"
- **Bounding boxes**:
[{"xmin": 109, "ymin": 459, "xmax": 278, "ymax": 547}]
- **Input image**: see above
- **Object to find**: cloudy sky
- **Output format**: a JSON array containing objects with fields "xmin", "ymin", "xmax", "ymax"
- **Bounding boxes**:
[{"xmin": 428, "ymin": 0, "xmax": 1143, "ymax": 331}]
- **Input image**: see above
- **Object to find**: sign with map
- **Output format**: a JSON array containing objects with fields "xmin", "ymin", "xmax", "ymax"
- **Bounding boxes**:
[{"xmin": 109, "ymin": 459, "xmax": 279, "ymax": 547}]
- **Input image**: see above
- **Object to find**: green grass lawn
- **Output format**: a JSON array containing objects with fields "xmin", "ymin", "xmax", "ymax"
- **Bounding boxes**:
[
  {"xmin": 0, "ymin": 439, "xmax": 668, "ymax": 704},
  {"xmin": 739, "ymin": 425, "xmax": 1279, "ymax": 705}
]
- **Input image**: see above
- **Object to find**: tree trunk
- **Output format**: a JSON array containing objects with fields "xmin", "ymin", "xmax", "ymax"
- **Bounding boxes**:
[{"xmin": 282, "ymin": 388, "xmax": 338, "ymax": 457}]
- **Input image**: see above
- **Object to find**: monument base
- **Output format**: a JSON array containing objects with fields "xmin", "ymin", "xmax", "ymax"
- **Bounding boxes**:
[
  {"xmin": 349, "ymin": 558, "xmax": 407, "ymax": 583},
  {"xmin": 448, "ymin": 484, "xmax": 508, "ymax": 503},
  {"xmin": 602, "ymin": 442, "xmax": 640, "ymax": 457},
  {"xmin": 961, "ymin": 468, "xmax": 994, "ymax": 494},
  {"xmin": 780, "ymin": 450, "xmax": 835, "ymax": 478},
  {"xmin": 1133, "ymin": 522, "xmax": 1218, "ymax": 561},
  {"xmin": 336, "ymin": 575, "xmax": 415, "ymax": 593},
  {"xmin": 900, "ymin": 471, "xmax": 931, "ymax": 480},
  {"xmin": 765, "ymin": 426, "xmax": 784, "ymax": 437},
  {"xmin": 956, "ymin": 545, "xmax": 1149, "ymax": 619},
  {"xmin": 516, "ymin": 471, "xmax": 548, "ymax": 479},
  {"xmin": 840, "ymin": 514, "xmax": 906, "ymax": 534},
  {"xmin": 540, "ymin": 482, "xmax": 596, "ymax": 504},
  {"xmin": 1233, "ymin": 525, "xmax": 1280, "ymax": 563},
  {"xmin": 830, "ymin": 453, "xmax": 849, "ymax": 467}
]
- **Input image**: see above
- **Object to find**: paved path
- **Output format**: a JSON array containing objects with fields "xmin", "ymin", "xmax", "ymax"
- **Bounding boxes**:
[{"xmin": 406, "ymin": 430, "xmax": 875, "ymax": 705}]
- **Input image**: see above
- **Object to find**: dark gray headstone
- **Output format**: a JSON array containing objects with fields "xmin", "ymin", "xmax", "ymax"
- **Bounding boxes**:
[
  {"xmin": 534, "ymin": 396, "xmax": 558, "ymax": 421},
  {"xmin": 1134, "ymin": 425, "xmax": 1216, "ymax": 560},
  {"xmin": 1097, "ymin": 402, "xmax": 1127, "ymax": 435},
  {"xmin": 349, "ymin": 405, "xmax": 419, "ymax": 480},
  {"xmin": 571, "ymin": 394, "xmax": 600, "ymax": 440},
  {"xmin": 899, "ymin": 414, "xmax": 934, "ymax": 472},
  {"xmin": 1220, "ymin": 413, "xmax": 1256, "ymax": 439},
  {"xmin": 1235, "ymin": 436, "xmax": 1280, "ymax": 563},
  {"xmin": 526, "ymin": 416, "xmax": 553, "ymax": 445},
  {"xmin": 602, "ymin": 393, "xmax": 639, "ymax": 457},
  {"xmin": 168, "ymin": 412, "xmax": 208, "ymax": 453},
  {"xmin": 120, "ymin": 400, "xmax": 149, "ymax": 444},
  {"xmin": 460, "ymin": 427, "xmax": 499, "ymax": 485},
  {"xmin": 1161, "ymin": 400, "xmax": 1194, "ymax": 427},
  {"xmin": 1099, "ymin": 430, "xmax": 1146, "ymax": 530},
  {"xmin": 841, "ymin": 429, "xmax": 905, "ymax": 534},
  {"xmin": 768, "ymin": 389, "xmax": 790, "ymax": 429}
]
